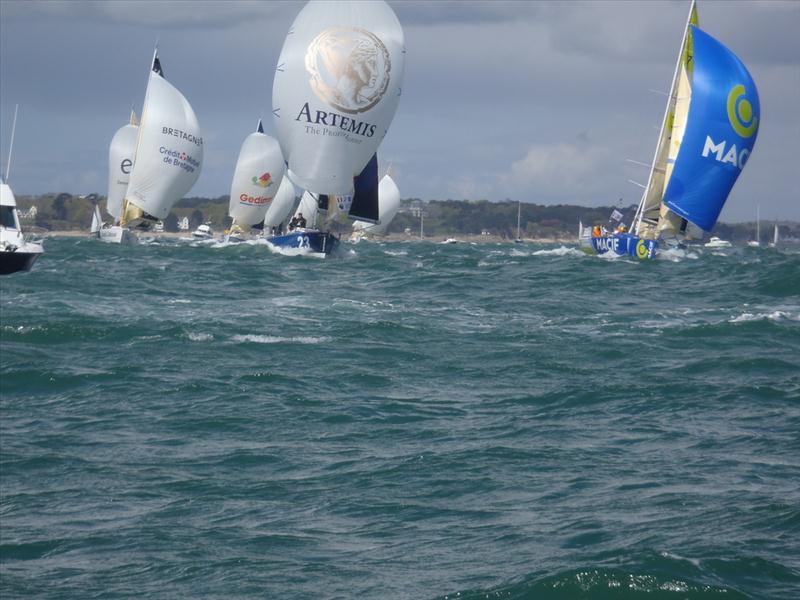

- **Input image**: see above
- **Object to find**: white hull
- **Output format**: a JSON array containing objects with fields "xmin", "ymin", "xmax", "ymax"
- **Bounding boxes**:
[
  {"xmin": 704, "ymin": 237, "xmax": 732, "ymax": 248},
  {"xmin": 99, "ymin": 225, "xmax": 137, "ymax": 244}
]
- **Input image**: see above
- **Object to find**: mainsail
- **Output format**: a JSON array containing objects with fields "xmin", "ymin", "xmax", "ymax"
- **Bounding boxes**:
[
  {"xmin": 633, "ymin": 1, "xmax": 699, "ymax": 239},
  {"xmin": 107, "ymin": 110, "xmax": 139, "ymax": 221},
  {"xmin": 228, "ymin": 119, "xmax": 285, "ymax": 232},
  {"xmin": 122, "ymin": 50, "xmax": 203, "ymax": 224},
  {"xmin": 272, "ymin": 0, "xmax": 405, "ymax": 198}
]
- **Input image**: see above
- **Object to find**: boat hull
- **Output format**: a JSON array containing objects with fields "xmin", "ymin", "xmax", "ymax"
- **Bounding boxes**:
[
  {"xmin": 99, "ymin": 226, "xmax": 137, "ymax": 244},
  {"xmin": 266, "ymin": 229, "xmax": 339, "ymax": 257},
  {"xmin": 0, "ymin": 244, "xmax": 43, "ymax": 275},
  {"xmin": 580, "ymin": 232, "xmax": 658, "ymax": 260}
]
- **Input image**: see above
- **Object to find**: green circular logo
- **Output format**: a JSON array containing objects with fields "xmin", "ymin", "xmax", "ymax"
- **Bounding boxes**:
[
  {"xmin": 727, "ymin": 85, "xmax": 758, "ymax": 138},
  {"xmin": 636, "ymin": 239, "xmax": 650, "ymax": 260}
]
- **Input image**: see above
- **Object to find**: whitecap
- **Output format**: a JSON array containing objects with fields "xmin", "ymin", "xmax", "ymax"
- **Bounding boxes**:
[
  {"xmin": 231, "ymin": 334, "xmax": 332, "ymax": 344},
  {"xmin": 729, "ymin": 310, "xmax": 798, "ymax": 323},
  {"xmin": 187, "ymin": 332, "xmax": 213, "ymax": 342},
  {"xmin": 533, "ymin": 245, "xmax": 583, "ymax": 257}
]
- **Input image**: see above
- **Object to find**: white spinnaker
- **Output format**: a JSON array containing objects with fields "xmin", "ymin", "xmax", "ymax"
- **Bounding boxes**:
[
  {"xmin": 264, "ymin": 176, "xmax": 297, "ymax": 229},
  {"xmin": 125, "ymin": 72, "xmax": 203, "ymax": 220},
  {"xmin": 107, "ymin": 122, "xmax": 138, "ymax": 220},
  {"xmin": 352, "ymin": 173, "xmax": 399, "ymax": 235},
  {"xmin": 273, "ymin": 0, "xmax": 405, "ymax": 196},
  {"xmin": 229, "ymin": 131, "xmax": 285, "ymax": 227}
]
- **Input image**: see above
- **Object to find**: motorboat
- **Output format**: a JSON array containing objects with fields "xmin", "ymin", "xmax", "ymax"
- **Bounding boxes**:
[
  {"xmin": 704, "ymin": 236, "xmax": 732, "ymax": 248},
  {"xmin": 192, "ymin": 223, "xmax": 213, "ymax": 239}
]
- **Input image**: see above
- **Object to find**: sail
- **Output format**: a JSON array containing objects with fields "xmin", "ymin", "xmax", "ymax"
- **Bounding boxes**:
[
  {"xmin": 634, "ymin": 1, "xmax": 698, "ymax": 238},
  {"xmin": 228, "ymin": 122, "xmax": 285, "ymax": 228},
  {"xmin": 263, "ymin": 176, "xmax": 298, "ymax": 229},
  {"xmin": 352, "ymin": 172, "xmax": 400, "ymax": 235},
  {"xmin": 90, "ymin": 204, "xmax": 103, "ymax": 233},
  {"xmin": 661, "ymin": 26, "xmax": 759, "ymax": 232},
  {"xmin": 347, "ymin": 153, "xmax": 380, "ymax": 222},
  {"xmin": 124, "ymin": 55, "xmax": 203, "ymax": 221},
  {"xmin": 106, "ymin": 114, "xmax": 138, "ymax": 220},
  {"xmin": 273, "ymin": 0, "xmax": 405, "ymax": 196},
  {"xmin": 293, "ymin": 190, "xmax": 321, "ymax": 228}
]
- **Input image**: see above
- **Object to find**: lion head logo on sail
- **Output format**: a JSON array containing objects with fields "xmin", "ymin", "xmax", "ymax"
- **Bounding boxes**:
[{"xmin": 305, "ymin": 27, "xmax": 391, "ymax": 114}]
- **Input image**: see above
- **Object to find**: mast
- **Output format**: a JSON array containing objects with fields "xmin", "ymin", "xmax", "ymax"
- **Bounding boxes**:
[
  {"xmin": 517, "ymin": 200, "xmax": 521, "ymax": 239},
  {"xmin": 4, "ymin": 104, "xmax": 18, "ymax": 181},
  {"xmin": 756, "ymin": 204, "xmax": 760, "ymax": 241},
  {"xmin": 632, "ymin": 0, "xmax": 698, "ymax": 236}
]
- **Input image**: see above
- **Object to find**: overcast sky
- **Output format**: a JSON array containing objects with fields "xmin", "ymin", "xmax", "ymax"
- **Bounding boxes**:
[{"xmin": 1, "ymin": 0, "xmax": 798, "ymax": 222}]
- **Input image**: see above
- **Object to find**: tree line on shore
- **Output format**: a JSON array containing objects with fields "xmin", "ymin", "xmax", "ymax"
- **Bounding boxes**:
[{"xmin": 13, "ymin": 192, "xmax": 797, "ymax": 242}]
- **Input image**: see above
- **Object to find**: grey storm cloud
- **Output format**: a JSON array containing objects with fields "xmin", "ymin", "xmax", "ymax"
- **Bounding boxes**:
[{"xmin": 1, "ymin": 0, "xmax": 798, "ymax": 222}]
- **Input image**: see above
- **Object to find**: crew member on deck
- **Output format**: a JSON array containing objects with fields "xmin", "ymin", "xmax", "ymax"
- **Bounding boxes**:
[{"xmin": 296, "ymin": 213, "xmax": 307, "ymax": 228}]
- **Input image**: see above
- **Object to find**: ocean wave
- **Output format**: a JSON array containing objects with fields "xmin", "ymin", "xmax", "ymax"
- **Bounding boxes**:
[
  {"xmin": 532, "ymin": 245, "xmax": 584, "ymax": 257},
  {"xmin": 230, "ymin": 334, "xmax": 332, "ymax": 344}
]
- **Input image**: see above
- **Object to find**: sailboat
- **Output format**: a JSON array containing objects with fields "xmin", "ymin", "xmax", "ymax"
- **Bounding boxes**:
[
  {"xmin": 269, "ymin": 0, "xmax": 405, "ymax": 256},
  {"xmin": 101, "ymin": 109, "xmax": 139, "ymax": 243},
  {"xmin": 514, "ymin": 200, "xmax": 523, "ymax": 243},
  {"xmin": 770, "ymin": 224, "xmax": 779, "ymax": 248},
  {"xmin": 350, "ymin": 170, "xmax": 401, "ymax": 240},
  {"xmin": 226, "ymin": 119, "xmax": 285, "ymax": 242},
  {"xmin": 119, "ymin": 49, "xmax": 203, "ymax": 233},
  {"xmin": 1, "ymin": 105, "xmax": 43, "ymax": 275},
  {"xmin": 89, "ymin": 203, "xmax": 103, "ymax": 238},
  {"xmin": 579, "ymin": 0, "xmax": 759, "ymax": 259},
  {"xmin": 746, "ymin": 204, "xmax": 760, "ymax": 246}
]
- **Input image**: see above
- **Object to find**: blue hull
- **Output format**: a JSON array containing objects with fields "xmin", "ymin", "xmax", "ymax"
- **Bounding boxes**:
[
  {"xmin": 582, "ymin": 233, "xmax": 658, "ymax": 260},
  {"xmin": 266, "ymin": 230, "xmax": 339, "ymax": 256}
]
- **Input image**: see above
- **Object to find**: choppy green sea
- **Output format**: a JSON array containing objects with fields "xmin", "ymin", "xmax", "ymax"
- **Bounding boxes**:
[{"xmin": 2, "ymin": 237, "xmax": 799, "ymax": 599}]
